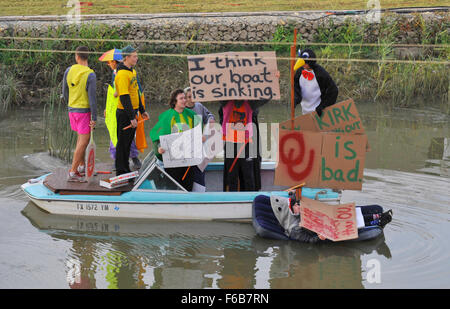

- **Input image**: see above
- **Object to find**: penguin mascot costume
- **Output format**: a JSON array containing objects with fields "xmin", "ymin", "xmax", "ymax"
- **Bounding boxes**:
[{"xmin": 293, "ymin": 49, "xmax": 339, "ymax": 116}]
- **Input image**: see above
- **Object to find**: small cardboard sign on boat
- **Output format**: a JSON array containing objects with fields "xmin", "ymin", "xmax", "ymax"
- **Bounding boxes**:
[
  {"xmin": 100, "ymin": 171, "xmax": 139, "ymax": 189},
  {"xmin": 187, "ymin": 51, "xmax": 280, "ymax": 102},
  {"xmin": 299, "ymin": 197, "xmax": 358, "ymax": 241},
  {"xmin": 274, "ymin": 99, "xmax": 369, "ymax": 190}
]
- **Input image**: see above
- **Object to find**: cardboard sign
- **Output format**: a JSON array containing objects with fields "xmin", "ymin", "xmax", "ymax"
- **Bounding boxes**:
[
  {"xmin": 280, "ymin": 99, "xmax": 365, "ymax": 134},
  {"xmin": 274, "ymin": 99, "xmax": 368, "ymax": 190},
  {"xmin": 187, "ymin": 51, "xmax": 280, "ymax": 102},
  {"xmin": 160, "ymin": 124, "xmax": 203, "ymax": 168},
  {"xmin": 299, "ymin": 197, "xmax": 358, "ymax": 242}
]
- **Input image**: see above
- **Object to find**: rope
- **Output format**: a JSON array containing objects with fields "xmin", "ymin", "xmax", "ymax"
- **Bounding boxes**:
[
  {"xmin": 1, "ymin": 36, "xmax": 449, "ymax": 49},
  {"xmin": 1, "ymin": 47, "xmax": 448, "ymax": 65}
]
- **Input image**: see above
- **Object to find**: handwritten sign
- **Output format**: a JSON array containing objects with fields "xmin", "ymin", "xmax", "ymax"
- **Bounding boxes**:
[
  {"xmin": 187, "ymin": 51, "xmax": 280, "ymax": 102},
  {"xmin": 280, "ymin": 99, "xmax": 365, "ymax": 133},
  {"xmin": 274, "ymin": 99, "xmax": 368, "ymax": 190},
  {"xmin": 299, "ymin": 197, "xmax": 358, "ymax": 242}
]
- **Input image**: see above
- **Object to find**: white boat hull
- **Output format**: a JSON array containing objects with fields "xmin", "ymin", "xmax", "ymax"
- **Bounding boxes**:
[{"xmin": 25, "ymin": 192, "xmax": 252, "ymax": 221}]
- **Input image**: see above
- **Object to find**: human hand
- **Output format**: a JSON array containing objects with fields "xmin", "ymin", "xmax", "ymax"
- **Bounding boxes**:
[
  {"xmin": 90, "ymin": 121, "xmax": 96, "ymax": 128},
  {"xmin": 275, "ymin": 70, "xmax": 281, "ymax": 78},
  {"xmin": 103, "ymin": 110, "xmax": 106, "ymax": 118},
  {"xmin": 142, "ymin": 112, "xmax": 150, "ymax": 120},
  {"xmin": 293, "ymin": 203, "xmax": 301, "ymax": 215},
  {"xmin": 208, "ymin": 119, "xmax": 216, "ymax": 130},
  {"xmin": 130, "ymin": 119, "xmax": 138, "ymax": 128},
  {"xmin": 114, "ymin": 91, "xmax": 118, "ymax": 98},
  {"xmin": 158, "ymin": 147, "xmax": 165, "ymax": 154}
]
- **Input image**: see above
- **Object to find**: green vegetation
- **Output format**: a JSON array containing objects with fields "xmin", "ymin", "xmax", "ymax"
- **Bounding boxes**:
[
  {"xmin": 0, "ymin": 66, "xmax": 23, "ymax": 113},
  {"xmin": 271, "ymin": 15, "xmax": 449, "ymax": 107},
  {"xmin": 42, "ymin": 64, "xmax": 77, "ymax": 162},
  {"xmin": 1, "ymin": 15, "xmax": 448, "ymax": 111},
  {"xmin": 0, "ymin": 0, "xmax": 448, "ymax": 16},
  {"xmin": 0, "ymin": 13, "xmax": 448, "ymax": 161}
]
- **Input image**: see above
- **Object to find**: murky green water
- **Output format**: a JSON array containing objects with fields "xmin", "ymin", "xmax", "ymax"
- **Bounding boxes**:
[{"xmin": 0, "ymin": 101, "xmax": 449, "ymax": 289}]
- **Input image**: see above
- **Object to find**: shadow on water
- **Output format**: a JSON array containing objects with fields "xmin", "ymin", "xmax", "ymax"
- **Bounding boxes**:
[{"xmin": 21, "ymin": 202, "xmax": 391, "ymax": 289}]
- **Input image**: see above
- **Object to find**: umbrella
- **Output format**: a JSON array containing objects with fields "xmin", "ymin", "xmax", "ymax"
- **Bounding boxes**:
[{"xmin": 98, "ymin": 49, "xmax": 123, "ymax": 62}]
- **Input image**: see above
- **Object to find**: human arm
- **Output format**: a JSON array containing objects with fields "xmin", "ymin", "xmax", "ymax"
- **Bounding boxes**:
[
  {"xmin": 86, "ymin": 72, "xmax": 97, "ymax": 125},
  {"xmin": 152, "ymin": 140, "xmax": 165, "ymax": 160},
  {"xmin": 197, "ymin": 103, "xmax": 215, "ymax": 125},
  {"xmin": 316, "ymin": 66, "xmax": 338, "ymax": 117},
  {"xmin": 218, "ymin": 102, "xmax": 226, "ymax": 125},
  {"xmin": 119, "ymin": 94, "xmax": 137, "ymax": 127},
  {"xmin": 62, "ymin": 67, "xmax": 70, "ymax": 104}
]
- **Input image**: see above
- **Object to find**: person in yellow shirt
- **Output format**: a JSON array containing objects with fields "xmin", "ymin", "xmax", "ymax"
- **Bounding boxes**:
[
  {"xmin": 62, "ymin": 46, "xmax": 97, "ymax": 182},
  {"xmin": 114, "ymin": 45, "xmax": 149, "ymax": 176}
]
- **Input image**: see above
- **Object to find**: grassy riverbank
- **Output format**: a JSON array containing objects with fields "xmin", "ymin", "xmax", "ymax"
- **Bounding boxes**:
[
  {"xmin": 0, "ymin": 18, "xmax": 445, "ymax": 162},
  {"xmin": 0, "ymin": 1, "xmax": 448, "ymax": 16},
  {"xmin": 1, "ymin": 15, "xmax": 448, "ymax": 111}
]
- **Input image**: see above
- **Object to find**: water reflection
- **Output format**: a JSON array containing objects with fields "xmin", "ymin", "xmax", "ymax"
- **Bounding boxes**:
[
  {"xmin": 420, "ymin": 137, "xmax": 450, "ymax": 177},
  {"xmin": 4, "ymin": 102, "xmax": 449, "ymax": 288},
  {"xmin": 22, "ymin": 202, "xmax": 391, "ymax": 289}
]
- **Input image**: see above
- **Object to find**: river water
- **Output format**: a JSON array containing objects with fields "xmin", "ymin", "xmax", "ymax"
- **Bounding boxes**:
[{"xmin": 0, "ymin": 101, "xmax": 449, "ymax": 289}]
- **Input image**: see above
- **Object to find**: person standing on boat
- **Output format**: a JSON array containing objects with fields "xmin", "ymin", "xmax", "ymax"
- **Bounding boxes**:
[
  {"xmin": 184, "ymin": 86, "xmax": 215, "ymax": 192},
  {"xmin": 294, "ymin": 49, "xmax": 338, "ymax": 116},
  {"xmin": 114, "ymin": 45, "xmax": 149, "ymax": 176},
  {"xmin": 219, "ymin": 99, "xmax": 267, "ymax": 192},
  {"xmin": 62, "ymin": 46, "xmax": 97, "ymax": 182},
  {"xmin": 150, "ymin": 89, "xmax": 199, "ymax": 191},
  {"xmin": 101, "ymin": 53, "xmax": 144, "ymax": 170},
  {"xmin": 219, "ymin": 71, "xmax": 280, "ymax": 192}
]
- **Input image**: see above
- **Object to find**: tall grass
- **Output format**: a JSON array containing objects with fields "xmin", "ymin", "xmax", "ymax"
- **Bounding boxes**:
[
  {"xmin": 290, "ymin": 15, "xmax": 449, "ymax": 108},
  {"xmin": 0, "ymin": 66, "xmax": 23, "ymax": 114},
  {"xmin": 42, "ymin": 65, "xmax": 76, "ymax": 162}
]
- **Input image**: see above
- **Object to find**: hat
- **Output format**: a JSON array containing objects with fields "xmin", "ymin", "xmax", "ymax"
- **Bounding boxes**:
[
  {"xmin": 121, "ymin": 45, "xmax": 136, "ymax": 57},
  {"xmin": 298, "ymin": 48, "xmax": 317, "ymax": 66}
]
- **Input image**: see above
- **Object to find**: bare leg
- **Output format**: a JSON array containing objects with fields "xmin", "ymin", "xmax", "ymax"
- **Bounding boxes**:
[{"xmin": 70, "ymin": 133, "xmax": 90, "ymax": 173}]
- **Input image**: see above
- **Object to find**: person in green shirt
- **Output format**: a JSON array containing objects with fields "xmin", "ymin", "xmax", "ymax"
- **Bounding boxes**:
[{"xmin": 150, "ymin": 89, "xmax": 199, "ymax": 191}]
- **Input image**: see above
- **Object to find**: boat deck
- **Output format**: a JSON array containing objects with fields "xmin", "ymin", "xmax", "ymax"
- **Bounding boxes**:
[{"xmin": 44, "ymin": 164, "xmax": 133, "ymax": 196}]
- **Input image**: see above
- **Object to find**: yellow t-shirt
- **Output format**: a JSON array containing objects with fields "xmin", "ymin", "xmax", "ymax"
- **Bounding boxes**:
[{"xmin": 115, "ymin": 68, "xmax": 140, "ymax": 110}]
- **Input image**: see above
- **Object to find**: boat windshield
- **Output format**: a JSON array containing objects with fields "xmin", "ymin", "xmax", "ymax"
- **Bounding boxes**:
[
  {"xmin": 135, "ymin": 151, "xmax": 156, "ymax": 184},
  {"xmin": 137, "ymin": 165, "xmax": 185, "ymax": 191},
  {"xmin": 134, "ymin": 151, "xmax": 186, "ymax": 191}
]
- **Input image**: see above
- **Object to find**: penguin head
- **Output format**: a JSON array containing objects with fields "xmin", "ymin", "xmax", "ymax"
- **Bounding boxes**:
[{"xmin": 294, "ymin": 48, "xmax": 317, "ymax": 70}]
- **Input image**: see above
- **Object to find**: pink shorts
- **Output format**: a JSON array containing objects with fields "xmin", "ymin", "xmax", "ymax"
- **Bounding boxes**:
[{"xmin": 69, "ymin": 112, "xmax": 91, "ymax": 134}]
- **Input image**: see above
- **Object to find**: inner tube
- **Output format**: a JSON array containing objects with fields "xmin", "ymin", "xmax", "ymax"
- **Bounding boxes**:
[{"xmin": 252, "ymin": 195, "xmax": 387, "ymax": 243}]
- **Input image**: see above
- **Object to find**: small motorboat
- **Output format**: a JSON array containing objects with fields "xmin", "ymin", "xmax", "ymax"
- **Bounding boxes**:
[
  {"xmin": 252, "ymin": 195, "xmax": 391, "ymax": 242},
  {"xmin": 21, "ymin": 151, "xmax": 341, "ymax": 221}
]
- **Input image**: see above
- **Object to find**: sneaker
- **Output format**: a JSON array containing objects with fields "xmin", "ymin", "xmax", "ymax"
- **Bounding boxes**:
[
  {"xmin": 131, "ymin": 157, "xmax": 142, "ymax": 170},
  {"xmin": 379, "ymin": 209, "xmax": 393, "ymax": 228},
  {"xmin": 67, "ymin": 171, "xmax": 87, "ymax": 183},
  {"xmin": 77, "ymin": 165, "xmax": 85, "ymax": 174}
]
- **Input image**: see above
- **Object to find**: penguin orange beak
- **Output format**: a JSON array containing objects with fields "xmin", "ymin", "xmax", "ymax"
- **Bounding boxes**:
[{"xmin": 294, "ymin": 58, "xmax": 305, "ymax": 71}]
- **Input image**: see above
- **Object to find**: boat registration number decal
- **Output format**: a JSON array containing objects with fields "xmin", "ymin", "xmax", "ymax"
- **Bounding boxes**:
[{"xmin": 76, "ymin": 203, "xmax": 116, "ymax": 212}]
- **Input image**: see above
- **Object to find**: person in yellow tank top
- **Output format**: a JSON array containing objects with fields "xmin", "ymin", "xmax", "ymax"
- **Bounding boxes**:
[
  {"xmin": 62, "ymin": 46, "xmax": 97, "ymax": 182},
  {"xmin": 114, "ymin": 45, "xmax": 149, "ymax": 176}
]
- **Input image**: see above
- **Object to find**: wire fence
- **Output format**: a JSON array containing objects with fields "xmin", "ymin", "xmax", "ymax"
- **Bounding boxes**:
[
  {"xmin": 1, "ymin": 36, "xmax": 449, "ymax": 49},
  {"xmin": 0, "ymin": 47, "xmax": 448, "ymax": 65}
]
